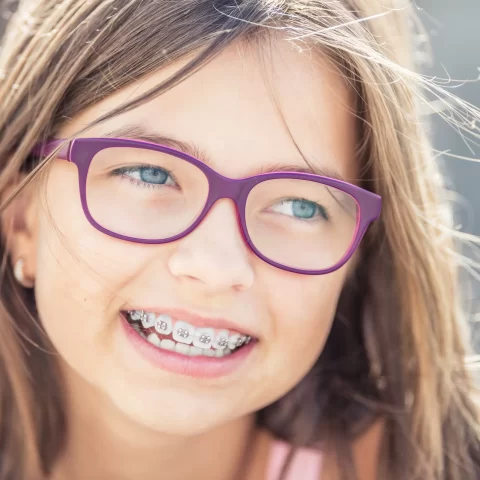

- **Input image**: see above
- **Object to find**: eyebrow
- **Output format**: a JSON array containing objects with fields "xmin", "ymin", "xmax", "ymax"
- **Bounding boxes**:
[{"xmin": 101, "ymin": 124, "xmax": 347, "ymax": 181}]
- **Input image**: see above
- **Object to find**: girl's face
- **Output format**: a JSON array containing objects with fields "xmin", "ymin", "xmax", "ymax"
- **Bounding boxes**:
[{"xmin": 18, "ymin": 40, "xmax": 358, "ymax": 434}]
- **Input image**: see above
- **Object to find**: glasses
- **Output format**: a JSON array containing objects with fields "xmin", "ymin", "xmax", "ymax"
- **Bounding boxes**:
[{"xmin": 35, "ymin": 137, "xmax": 381, "ymax": 275}]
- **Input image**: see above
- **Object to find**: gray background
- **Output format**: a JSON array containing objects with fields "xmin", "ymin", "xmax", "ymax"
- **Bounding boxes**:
[
  {"xmin": 0, "ymin": 2, "xmax": 479, "ymax": 336},
  {"xmin": 416, "ymin": 0, "xmax": 480, "ymax": 347},
  {"xmin": 417, "ymin": 0, "xmax": 479, "ymax": 238}
]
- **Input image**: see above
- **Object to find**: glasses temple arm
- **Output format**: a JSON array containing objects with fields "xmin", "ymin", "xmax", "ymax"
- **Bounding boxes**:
[{"xmin": 32, "ymin": 139, "xmax": 70, "ymax": 160}]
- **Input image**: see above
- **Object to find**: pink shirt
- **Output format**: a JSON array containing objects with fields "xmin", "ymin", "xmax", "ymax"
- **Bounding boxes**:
[{"xmin": 267, "ymin": 440, "xmax": 323, "ymax": 480}]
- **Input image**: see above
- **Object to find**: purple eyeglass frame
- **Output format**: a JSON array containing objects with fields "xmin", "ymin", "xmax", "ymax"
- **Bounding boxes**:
[{"xmin": 34, "ymin": 137, "xmax": 382, "ymax": 275}]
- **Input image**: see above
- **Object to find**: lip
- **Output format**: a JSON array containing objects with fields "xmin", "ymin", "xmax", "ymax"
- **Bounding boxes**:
[
  {"xmin": 123, "ymin": 306, "xmax": 258, "ymax": 337},
  {"xmin": 120, "ymin": 315, "xmax": 257, "ymax": 379}
]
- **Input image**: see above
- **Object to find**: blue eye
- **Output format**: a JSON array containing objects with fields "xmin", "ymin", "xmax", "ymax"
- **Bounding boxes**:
[
  {"xmin": 292, "ymin": 199, "xmax": 319, "ymax": 219},
  {"xmin": 112, "ymin": 165, "xmax": 176, "ymax": 186},
  {"xmin": 271, "ymin": 198, "xmax": 329, "ymax": 221},
  {"xmin": 138, "ymin": 166, "xmax": 170, "ymax": 184}
]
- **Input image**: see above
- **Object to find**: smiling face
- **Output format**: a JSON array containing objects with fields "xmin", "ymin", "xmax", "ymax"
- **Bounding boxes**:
[{"xmin": 18, "ymin": 38, "xmax": 358, "ymax": 435}]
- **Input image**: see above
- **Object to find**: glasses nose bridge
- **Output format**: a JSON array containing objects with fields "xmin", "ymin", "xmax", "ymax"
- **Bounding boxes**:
[
  {"xmin": 208, "ymin": 174, "xmax": 249, "ymax": 205},
  {"xmin": 201, "ymin": 174, "xmax": 251, "ymax": 233},
  {"xmin": 197, "ymin": 174, "xmax": 249, "ymax": 249}
]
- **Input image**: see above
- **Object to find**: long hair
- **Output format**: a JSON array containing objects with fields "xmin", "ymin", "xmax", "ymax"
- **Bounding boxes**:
[{"xmin": 0, "ymin": 1, "xmax": 479, "ymax": 479}]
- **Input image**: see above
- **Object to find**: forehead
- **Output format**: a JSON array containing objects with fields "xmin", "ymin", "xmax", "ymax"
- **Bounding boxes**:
[{"xmin": 60, "ymin": 37, "xmax": 358, "ymax": 181}]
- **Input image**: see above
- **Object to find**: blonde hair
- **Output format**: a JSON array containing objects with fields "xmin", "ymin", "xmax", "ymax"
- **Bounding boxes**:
[{"xmin": 0, "ymin": 1, "xmax": 479, "ymax": 479}]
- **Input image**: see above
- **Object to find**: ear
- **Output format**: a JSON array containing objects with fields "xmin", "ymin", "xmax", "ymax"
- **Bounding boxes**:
[{"xmin": 1, "ymin": 178, "xmax": 38, "ymax": 286}]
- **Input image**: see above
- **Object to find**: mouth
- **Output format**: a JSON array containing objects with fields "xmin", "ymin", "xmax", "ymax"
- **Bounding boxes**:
[{"xmin": 123, "ymin": 310, "xmax": 254, "ymax": 359}]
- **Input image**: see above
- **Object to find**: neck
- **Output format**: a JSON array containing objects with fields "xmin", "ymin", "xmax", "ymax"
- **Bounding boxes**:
[{"xmin": 51, "ymin": 364, "xmax": 264, "ymax": 480}]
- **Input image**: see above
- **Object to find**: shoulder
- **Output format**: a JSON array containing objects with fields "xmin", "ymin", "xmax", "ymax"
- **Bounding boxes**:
[
  {"xmin": 266, "ymin": 438, "xmax": 322, "ymax": 480},
  {"xmin": 264, "ymin": 419, "xmax": 384, "ymax": 480}
]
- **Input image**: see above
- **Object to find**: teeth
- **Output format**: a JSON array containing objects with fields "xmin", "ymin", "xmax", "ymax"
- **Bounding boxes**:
[
  {"xmin": 147, "ymin": 332, "xmax": 161, "ymax": 347},
  {"xmin": 175, "ymin": 343, "xmax": 190, "ymax": 355},
  {"xmin": 160, "ymin": 339, "xmax": 175, "ymax": 351},
  {"xmin": 172, "ymin": 321, "xmax": 195, "ymax": 345},
  {"xmin": 128, "ymin": 310, "xmax": 142, "ymax": 321},
  {"xmin": 155, "ymin": 314, "xmax": 173, "ymax": 335},
  {"xmin": 141, "ymin": 331, "xmax": 248, "ymax": 358},
  {"xmin": 127, "ymin": 311, "xmax": 254, "ymax": 353},
  {"xmin": 188, "ymin": 346, "xmax": 203, "ymax": 357},
  {"xmin": 228, "ymin": 334, "xmax": 240, "ymax": 350},
  {"xmin": 193, "ymin": 328, "xmax": 214, "ymax": 349},
  {"xmin": 212, "ymin": 330, "xmax": 229, "ymax": 350},
  {"xmin": 141, "ymin": 311, "xmax": 156, "ymax": 329}
]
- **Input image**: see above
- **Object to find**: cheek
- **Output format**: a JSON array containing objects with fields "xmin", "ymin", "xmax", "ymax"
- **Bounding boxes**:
[
  {"xmin": 36, "ymin": 162, "xmax": 167, "ymax": 297},
  {"xmin": 32, "ymin": 164, "xmax": 167, "ymax": 372},
  {"xmin": 259, "ymin": 269, "xmax": 346, "ymax": 393}
]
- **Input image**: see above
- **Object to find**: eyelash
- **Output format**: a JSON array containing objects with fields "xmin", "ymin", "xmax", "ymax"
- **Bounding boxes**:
[
  {"xmin": 110, "ymin": 165, "xmax": 178, "ymax": 190},
  {"xmin": 119, "ymin": 174, "xmax": 164, "ymax": 190},
  {"xmin": 278, "ymin": 197, "xmax": 330, "ymax": 222}
]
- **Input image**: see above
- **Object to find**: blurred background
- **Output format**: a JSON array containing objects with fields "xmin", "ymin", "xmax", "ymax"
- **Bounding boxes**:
[
  {"xmin": 418, "ymin": 0, "xmax": 479, "ymax": 237},
  {"xmin": 0, "ymin": 1, "xmax": 479, "ymax": 343},
  {"xmin": 415, "ymin": 0, "xmax": 480, "ymax": 350}
]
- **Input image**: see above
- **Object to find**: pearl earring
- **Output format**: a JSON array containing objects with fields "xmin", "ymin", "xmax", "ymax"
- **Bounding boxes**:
[{"xmin": 13, "ymin": 258, "xmax": 33, "ymax": 288}]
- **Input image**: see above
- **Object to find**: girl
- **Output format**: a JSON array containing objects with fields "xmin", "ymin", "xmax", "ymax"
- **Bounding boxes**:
[{"xmin": 0, "ymin": 0, "xmax": 479, "ymax": 479}]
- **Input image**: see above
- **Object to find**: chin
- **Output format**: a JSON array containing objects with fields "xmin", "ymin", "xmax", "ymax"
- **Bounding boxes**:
[{"xmin": 105, "ymin": 386, "xmax": 233, "ymax": 436}]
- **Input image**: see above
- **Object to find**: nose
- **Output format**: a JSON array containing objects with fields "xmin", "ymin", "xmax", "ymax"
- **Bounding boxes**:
[{"xmin": 167, "ymin": 199, "xmax": 255, "ymax": 293}]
